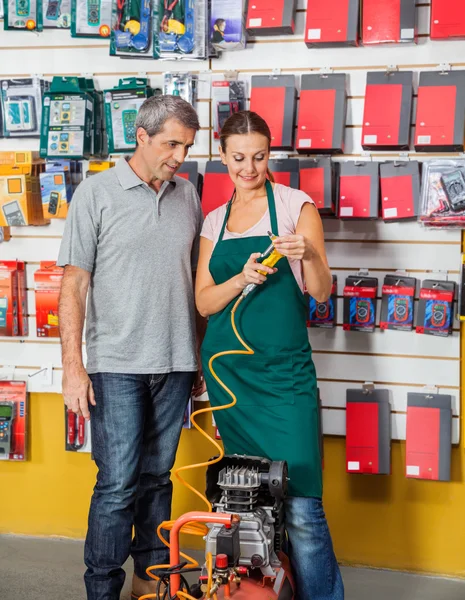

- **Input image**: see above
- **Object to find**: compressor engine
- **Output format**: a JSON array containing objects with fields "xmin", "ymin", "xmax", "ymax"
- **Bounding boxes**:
[{"xmin": 196, "ymin": 455, "xmax": 294, "ymax": 599}]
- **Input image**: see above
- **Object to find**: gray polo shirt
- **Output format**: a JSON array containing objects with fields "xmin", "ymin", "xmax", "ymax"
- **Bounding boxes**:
[{"xmin": 57, "ymin": 158, "xmax": 203, "ymax": 374}]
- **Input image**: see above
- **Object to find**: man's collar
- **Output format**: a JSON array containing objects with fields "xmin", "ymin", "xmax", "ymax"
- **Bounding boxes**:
[{"xmin": 115, "ymin": 157, "xmax": 177, "ymax": 192}]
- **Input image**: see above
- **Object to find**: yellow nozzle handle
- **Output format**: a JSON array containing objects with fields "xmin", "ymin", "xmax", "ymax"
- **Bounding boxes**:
[{"xmin": 257, "ymin": 248, "xmax": 284, "ymax": 275}]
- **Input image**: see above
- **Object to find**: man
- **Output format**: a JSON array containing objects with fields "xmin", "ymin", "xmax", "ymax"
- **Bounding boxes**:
[{"xmin": 57, "ymin": 95, "xmax": 204, "ymax": 600}]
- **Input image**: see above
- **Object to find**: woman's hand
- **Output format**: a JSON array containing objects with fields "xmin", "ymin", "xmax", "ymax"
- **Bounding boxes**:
[
  {"xmin": 274, "ymin": 234, "xmax": 316, "ymax": 262},
  {"xmin": 237, "ymin": 252, "xmax": 277, "ymax": 290}
]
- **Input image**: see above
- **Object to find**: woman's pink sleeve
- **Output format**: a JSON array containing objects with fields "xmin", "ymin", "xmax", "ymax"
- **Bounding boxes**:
[
  {"xmin": 287, "ymin": 188, "xmax": 316, "ymax": 229},
  {"xmin": 200, "ymin": 212, "xmax": 215, "ymax": 241}
]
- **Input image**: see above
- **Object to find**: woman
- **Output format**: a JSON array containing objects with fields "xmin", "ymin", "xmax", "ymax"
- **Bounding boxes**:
[{"xmin": 195, "ymin": 111, "xmax": 344, "ymax": 600}]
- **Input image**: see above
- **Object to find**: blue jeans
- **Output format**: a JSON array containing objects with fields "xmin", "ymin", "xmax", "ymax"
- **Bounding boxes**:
[
  {"xmin": 84, "ymin": 372, "xmax": 194, "ymax": 600},
  {"xmin": 285, "ymin": 497, "xmax": 344, "ymax": 600}
]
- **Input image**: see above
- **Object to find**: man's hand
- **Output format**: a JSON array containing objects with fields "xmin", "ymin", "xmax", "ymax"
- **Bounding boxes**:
[
  {"xmin": 62, "ymin": 365, "xmax": 96, "ymax": 420},
  {"xmin": 192, "ymin": 370, "xmax": 207, "ymax": 398}
]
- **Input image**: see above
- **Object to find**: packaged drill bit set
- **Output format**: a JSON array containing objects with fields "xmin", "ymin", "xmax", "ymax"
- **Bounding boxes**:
[
  {"xmin": 71, "ymin": 0, "xmax": 112, "ymax": 37},
  {"xmin": 109, "ymin": 0, "xmax": 155, "ymax": 57},
  {"xmin": 4, "ymin": 0, "xmax": 42, "ymax": 30},
  {"xmin": 163, "ymin": 73, "xmax": 196, "ymax": 105},
  {"xmin": 153, "ymin": 0, "xmax": 208, "ymax": 60},
  {"xmin": 42, "ymin": 0, "xmax": 71, "ymax": 28},
  {"xmin": 420, "ymin": 160, "xmax": 465, "ymax": 228},
  {"xmin": 0, "ymin": 78, "xmax": 48, "ymax": 138}
]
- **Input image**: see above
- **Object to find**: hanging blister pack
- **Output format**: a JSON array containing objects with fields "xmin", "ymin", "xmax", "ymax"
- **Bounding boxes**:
[
  {"xmin": 420, "ymin": 160, "xmax": 465, "ymax": 228},
  {"xmin": 42, "ymin": 0, "xmax": 71, "ymax": 28},
  {"xmin": 306, "ymin": 275, "xmax": 337, "ymax": 329},
  {"xmin": 343, "ymin": 275, "xmax": 378, "ymax": 333},
  {"xmin": 71, "ymin": 0, "xmax": 112, "ymax": 37},
  {"xmin": 104, "ymin": 78, "xmax": 154, "ymax": 153},
  {"xmin": 163, "ymin": 72, "xmax": 195, "ymax": 104},
  {"xmin": 110, "ymin": 0, "xmax": 154, "ymax": 57},
  {"xmin": 40, "ymin": 77, "xmax": 94, "ymax": 159},
  {"xmin": 212, "ymin": 78, "xmax": 246, "ymax": 139},
  {"xmin": 210, "ymin": 0, "xmax": 246, "ymax": 51},
  {"xmin": 153, "ymin": 0, "xmax": 207, "ymax": 60},
  {"xmin": 5, "ymin": 0, "xmax": 42, "ymax": 30},
  {"xmin": 415, "ymin": 279, "xmax": 455, "ymax": 337},
  {"xmin": 380, "ymin": 274, "xmax": 416, "ymax": 332},
  {"xmin": 0, "ymin": 78, "xmax": 47, "ymax": 138}
]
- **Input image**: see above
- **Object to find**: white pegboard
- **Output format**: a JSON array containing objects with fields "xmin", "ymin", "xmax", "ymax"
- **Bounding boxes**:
[{"xmin": 0, "ymin": 0, "xmax": 461, "ymax": 442}]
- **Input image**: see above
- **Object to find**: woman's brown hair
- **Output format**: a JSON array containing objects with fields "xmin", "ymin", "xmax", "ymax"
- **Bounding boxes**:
[{"xmin": 219, "ymin": 110, "xmax": 275, "ymax": 183}]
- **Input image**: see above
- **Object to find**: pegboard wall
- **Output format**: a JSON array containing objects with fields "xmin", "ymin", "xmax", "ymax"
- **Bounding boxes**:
[{"xmin": 0, "ymin": 0, "xmax": 461, "ymax": 443}]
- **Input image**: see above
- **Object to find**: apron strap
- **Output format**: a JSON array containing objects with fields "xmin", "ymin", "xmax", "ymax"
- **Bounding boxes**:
[
  {"xmin": 218, "ymin": 193, "xmax": 234, "ymax": 243},
  {"xmin": 265, "ymin": 179, "xmax": 279, "ymax": 235},
  {"xmin": 218, "ymin": 179, "xmax": 279, "ymax": 242}
]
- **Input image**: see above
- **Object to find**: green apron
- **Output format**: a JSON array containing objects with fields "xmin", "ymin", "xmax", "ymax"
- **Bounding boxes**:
[{"xmin": 201, "ymin": 181, "xmax": 322, "ymax": 498}]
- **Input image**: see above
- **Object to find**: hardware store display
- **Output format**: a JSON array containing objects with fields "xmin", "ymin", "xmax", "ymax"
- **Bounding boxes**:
[
  {"xmin": 42, "ymin": 0, "xmax": 71, "ymax": 28},
  {"xmin": 338, "ymin": 161, "xmax": 379, "ymax": 220},
  {"xmin": 430, "ymin": 0, "xmax": 465, "ymax": 41},
  {"xmin": 250, "ymin": 74, "xmax": 296, "ymax": 151},
  {"xmin": 346, "ymin": 388, "xmax": 391, "ymax": 475},
  {"xmin": 299, "ymin": 158, "xmax": 338, "ymax": 216},
  {"xmin": 380, "ymin": 274, "xmax": 416, "ymax": 332},
  {"xmin": 210, "ymin": 0, "xmax": 246, "ymax": 51},
  {"xmin": 0, "ymin": 262, "xmax": 19, "ymax": 336},
  {"xmin": 415, "ymin": 70, "xmax": 465, "ymax": 152},
  {"xmin": 268, "ymin": 158, "xmax": 299, "ymax": 189},
  {"xmin": 0, "ymin": 151, "xmax": 47, "ymax": 226},
  {"xmin": 0, "ymin": 227, "xmax": 11, "ymax": 243},
  {"xmin": 0, "ymin": 78, "xmax": 47, "ymax": 138},
  {"xmin": 0, "ymin": 261, "xmax": 28, "ymax": 336},
  {"xmin": 420, "ymin": 160, "xmax": 465, "ymax": 228},
  {"xmin": 406, "ymin": 392, "xmax": 452, "ymax": 481},
  {"xmin": 110, "ymin": 0, "xmax": 154, "ymax": 57},
  {"xmin": 379, "ymin": 161, "xmax": 420, "ymax": 222},
  {"xmin": 4, "ymin": 0, "xmax": 42, "ymax": 30},
  {"xmin": 85, "ymin": 159, "xmax": 115, "ymax": 177},
  {"xmin": 296, "ymin": 73, "xmax": 347, "ymax": 154},
  {"xmin": 0, "ymin": 381, "xmax": 27, "ymax": 461},
  {"xmin": 362, "ymin": 0, "xmax": 417, "ymax": 45},
  {"xmin": 86, "ymin": 78, "xmax": 106, "ymax": 157},
  {"xmin": 306, "ymin": 275, "xmax": 337, "ymax": 329},
  {"xmin": 362, "ymin": 71, "xmax": 413, "ymax": 151},
  {"xmin": 71, "ymin": 0, "xmax": 112, "ymax": 37},
  {"xmin": 33, "ymin": 261, "xmax": 63, "ymax": 338},
  {"xmin": 177, "ymin": 160, "xmax": 203, "ymax": 194},
  {"xmin": 305, "ymin": 0, "xmax": 359, "ymax": 47},
  {"xmin": 415, "ymin": 279, "xmax": 455, "ymax": 338},
  {"xmin": 202, "ymin": 160, "xmax": 234, "ymax": 216},
  {"xmin": 40, "ymin": 77, "xmax": 94, "ymax": 159},
  {"xmin": 212, "ymin": 78, "xmax": 246, "ymax": 139},
  {"xmin": 154, "ymin": 0, "xmax": 208, "ymax": 60},
  {"xmin": 104, "ymin": 78, "xmax": 153, "ymax": 153},
  {"xmin": 163, "ymin": 71, "xmax": 194, "ymax": 103},
  {"xmin": 343, "ymin": 275, "xmax": 378, "ymax": 333},
  {"xmin": 39, "ymin": 160, "xmax": 76, "ymax": 219},
  {"xmin": 245, "ymin": 0, "xmax": 297, "ymax": 36}
]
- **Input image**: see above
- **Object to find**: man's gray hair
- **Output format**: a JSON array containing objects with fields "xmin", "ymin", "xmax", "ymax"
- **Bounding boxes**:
[{"xmin": 135, "ymin": 95, "xmax": 200, "ymax": 137}]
